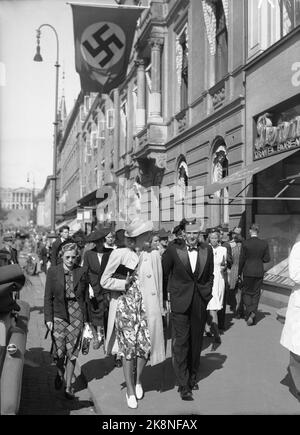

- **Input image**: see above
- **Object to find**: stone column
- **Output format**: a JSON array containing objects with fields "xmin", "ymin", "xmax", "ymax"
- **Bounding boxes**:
[
  {"xmin": 149, "ymin": 38, "xmax": 164, "ymax": 120},
  {"xmin": 135, "ymin": 59, "xmax": 146, "ymax": 131}
]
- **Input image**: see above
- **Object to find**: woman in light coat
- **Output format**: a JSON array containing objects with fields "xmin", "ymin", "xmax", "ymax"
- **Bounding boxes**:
[
  {"xmin": 100, "ymin": 220, "xmax": 165, "ymax": 409},
  {"xmin": 280, "ymin": 238, "xmax": 300, "ymax": 398}
]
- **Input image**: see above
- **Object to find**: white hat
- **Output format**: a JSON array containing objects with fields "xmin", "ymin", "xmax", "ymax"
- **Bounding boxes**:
[{"xmin": 124, "ymin": 218, "xmax": 153, "ymax": 238}]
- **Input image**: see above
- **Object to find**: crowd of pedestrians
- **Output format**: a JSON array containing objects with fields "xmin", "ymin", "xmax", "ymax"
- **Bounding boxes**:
[{"xmin": 3, "ymin": 217, "xmax": 300, "ymax": 409}]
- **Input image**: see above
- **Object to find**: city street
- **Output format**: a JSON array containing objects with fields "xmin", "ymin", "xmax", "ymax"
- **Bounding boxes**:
[
  {"xmin": 19, "ymin": 273, "xmax": 300, "ymax": 415},
  {"xmin": 18, "ymin": 274, "xmax": 96, "ymax": 415}
]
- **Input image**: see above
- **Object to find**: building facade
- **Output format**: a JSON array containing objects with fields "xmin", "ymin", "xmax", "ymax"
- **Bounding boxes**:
[
  {"xmin": 55, "ymin": 0, "xmax": 300, "ymax": 251},
  {"xmin": 106, "ymin": 0, "xmax": 246, "ymax": 232},
  {"xmin": 243, "ymin": 0, "xmax": 300, "ymax": 272}
]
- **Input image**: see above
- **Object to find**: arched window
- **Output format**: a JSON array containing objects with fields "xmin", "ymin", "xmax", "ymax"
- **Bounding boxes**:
[{"xmin": 212, "ymin": 142, "xmax": 229, "ymax": 225}]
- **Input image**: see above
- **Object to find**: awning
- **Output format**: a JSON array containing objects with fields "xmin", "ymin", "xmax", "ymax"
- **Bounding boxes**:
[{"xmin": 205, "ymin": 148, "xmax": 300, "ymax": 196}]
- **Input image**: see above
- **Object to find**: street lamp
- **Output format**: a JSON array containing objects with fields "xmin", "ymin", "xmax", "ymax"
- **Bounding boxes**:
[{"xmin": 33, "ymin": 24, "xmax": 60, "ymax": 235}]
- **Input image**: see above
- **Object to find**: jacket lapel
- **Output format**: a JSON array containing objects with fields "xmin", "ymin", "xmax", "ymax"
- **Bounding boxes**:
[
  {"xmin": 175, "ymin": 244, "xmax": 193, "ymax": 278},
  {"xmin": 197, "ymin": 244, "xmax": 208, "ymax": 280}
]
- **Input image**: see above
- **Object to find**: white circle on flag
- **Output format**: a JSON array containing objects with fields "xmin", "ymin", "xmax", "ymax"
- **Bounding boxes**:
[{"xmin": 81, "ymin": 22, "xmax": 126, "ymax": 70}]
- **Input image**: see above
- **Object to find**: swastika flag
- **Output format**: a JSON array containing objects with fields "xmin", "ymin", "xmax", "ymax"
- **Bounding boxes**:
[{"xmin": 70, "ymin": 3, "xmax": 145, "ymax": 94}]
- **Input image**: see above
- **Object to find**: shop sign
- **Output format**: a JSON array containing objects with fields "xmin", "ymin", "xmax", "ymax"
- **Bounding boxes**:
[
  {"xmin": 254, "ymin": 113, "xmax": 300, "ymax": 160},
  {"xmin": 77, "ymin": 210, "xmax": 84, "ymax": 221},
  {"xmin": 83, "ymin": 207, "xmax": 93, "ymax": 223}
]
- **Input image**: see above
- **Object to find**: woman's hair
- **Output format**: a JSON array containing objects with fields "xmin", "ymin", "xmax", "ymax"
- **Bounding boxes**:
[
  {"xmin": 208, "ymin": 229, "xmax": 220, "ymax": 240},
  {"xmin": 60, "ymin": 242, "xmax": 79, "ymax": 256}
]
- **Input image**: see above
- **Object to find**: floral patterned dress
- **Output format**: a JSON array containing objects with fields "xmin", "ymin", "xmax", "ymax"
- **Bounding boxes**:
[{"xmin": 115, "ymin": 268, "xmax": 151, "ymax": 361}]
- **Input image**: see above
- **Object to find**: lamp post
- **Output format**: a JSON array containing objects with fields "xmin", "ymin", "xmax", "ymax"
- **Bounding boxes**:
[
  {"xmin": 33, "ymin": 24, "xmax": 60, "ymax": 235},
  {"xmin": 26, "ymin": 172, "xmax": 36, "ymax": 225}
]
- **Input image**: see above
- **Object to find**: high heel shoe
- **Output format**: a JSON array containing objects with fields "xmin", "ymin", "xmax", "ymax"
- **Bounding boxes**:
[
  {"xmin": 135, "ymin": 384, "xmax": 144, "ymax": 400},
  {"xmin": 126, "ymin": 393, "xmax": 138, "ymax": 409}
]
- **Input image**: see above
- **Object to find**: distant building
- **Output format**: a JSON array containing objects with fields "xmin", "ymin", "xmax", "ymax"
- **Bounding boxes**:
[{"xmin": 0, "ymin": 187, "xmax": 35, "ymax": 210}]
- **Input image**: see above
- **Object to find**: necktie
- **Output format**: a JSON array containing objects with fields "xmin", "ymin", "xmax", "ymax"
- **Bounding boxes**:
[{"xmin": 187, "ymin": 246, "xmax": 198, "ymax": 252}]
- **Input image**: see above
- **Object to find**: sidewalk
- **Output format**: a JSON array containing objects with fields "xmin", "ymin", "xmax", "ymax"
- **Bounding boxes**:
[{"xmin": 77, "ymin": 304, "xmax": 300, "ymax": 415}]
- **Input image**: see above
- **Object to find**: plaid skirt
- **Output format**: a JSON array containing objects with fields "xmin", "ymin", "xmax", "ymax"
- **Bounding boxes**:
[{"xmin": 52, "ymin": 300, "xmax": 83, "ymax": 361}]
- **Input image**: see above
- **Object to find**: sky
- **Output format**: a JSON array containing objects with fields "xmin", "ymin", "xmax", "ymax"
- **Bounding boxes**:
[{"xmin": 0, "ymin": 0, "xmax": 115, "ymax": 190}]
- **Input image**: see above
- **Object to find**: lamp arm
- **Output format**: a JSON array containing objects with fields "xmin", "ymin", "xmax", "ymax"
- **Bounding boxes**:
[{"xmin": 36, "ymin": 24, "xmax": 59, "ymax": 63}]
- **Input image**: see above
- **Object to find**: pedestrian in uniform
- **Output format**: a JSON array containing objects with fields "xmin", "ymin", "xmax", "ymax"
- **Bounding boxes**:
[
  {"xmin": 162, "ymin": 219, "xmax": 214, "ymax": 401},
  {"xmin": 0, "ymin": 234, "xmax": 19, "ymax": 265},
  {"xmin": 238, "ymin": 223, "xmax": 270, "ymax": 326},
  {"xmin": 44, "ymin": 242, "xmax": 88, "ymax": 399}
]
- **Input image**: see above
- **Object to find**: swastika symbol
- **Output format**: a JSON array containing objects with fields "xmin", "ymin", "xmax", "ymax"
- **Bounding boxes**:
[{"xmin": 81, "ymin": 22, "xmax": 126, "ymax": 70}]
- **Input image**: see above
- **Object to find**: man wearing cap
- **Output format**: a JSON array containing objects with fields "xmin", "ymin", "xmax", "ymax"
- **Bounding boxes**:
[
  {"xmin": 0, "ymin": 234, "xmax": 18, "ymax": 266},
  {"xmin": 157, "ymin": 228, "xmax": 170, "ymax": 255},
  {"xmin": 83, "ymin": 228, "xmax": 114, "ymax": 350},
  {"xmin": 238, "ymin": 223, "xmax": 270, "ymax": 326},
  {"xmin": 162, "ymin": 219, "xmax": 214, "ymax": 400}
]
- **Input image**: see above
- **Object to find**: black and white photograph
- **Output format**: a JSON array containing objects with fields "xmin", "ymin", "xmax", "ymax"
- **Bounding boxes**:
[{"xmin": 0, "ymin": 0, "xmax": 300, "ymax": 417}]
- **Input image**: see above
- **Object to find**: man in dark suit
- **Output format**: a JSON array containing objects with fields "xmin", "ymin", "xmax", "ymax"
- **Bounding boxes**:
[
  {"xmin": 162, "ymin": 219, "xmax": 214, "ymax": 401},
  {"xmin": 50, "ymin": 225, "xmax": 71, "ymax": 266},
  {"xmin": 238, "ymin": 223, "xmax": 270, "ymax": 326},
  {"xmin": 83, "ymin": 228, "xmax": 113, "ymax": 350}
]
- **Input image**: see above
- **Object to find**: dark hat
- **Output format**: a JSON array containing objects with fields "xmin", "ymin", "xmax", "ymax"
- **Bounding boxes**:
[
  {"xmin": 87, "ymin": 228, "xmax": 110, "ymax": 242},
  {"xmin": 172, "ymin": 224, "xmax": 184, "ymax": 235},
  {"xmin": 158, "ymin": 228, "xmax": 170, "ymax": 239}
]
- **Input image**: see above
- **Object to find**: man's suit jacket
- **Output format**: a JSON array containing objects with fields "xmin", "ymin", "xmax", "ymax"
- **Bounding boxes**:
[
  {"xmin": 83, "ymin": 249, "xmax": 111, "ymax": 300},
  {"xmin": 221, "ymin": 241, "xmax": 233, "ymax": 269},
  {"xmin": 44, "ymin": 263, "xmax": 87, "ymax": 323},
  {"xmin": 238, "ymin": 237, "xmax": 270, "ymax": 278},
  {"xmin": 162, "ymin": 241, "xmax": 214, "ymax": 313}
]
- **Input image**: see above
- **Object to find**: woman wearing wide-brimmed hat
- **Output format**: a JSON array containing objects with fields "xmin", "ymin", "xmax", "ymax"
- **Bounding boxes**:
[{"xmin": 100, "ymin": 218, "xmax": 165, "ymax": 409}]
